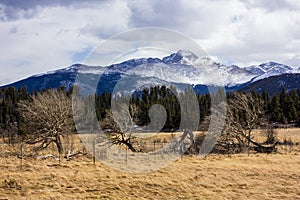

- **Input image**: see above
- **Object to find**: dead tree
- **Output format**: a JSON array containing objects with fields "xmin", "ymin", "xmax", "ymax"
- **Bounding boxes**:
[
  {"xmin": 217, "ymin": 92, "xmax": 277, "ymax": 154},
  {"xmin": 252, "ymin": 140, "xmax": 279, "ymax": 153},
  {"xmin": 261, "ymin": 124, "xmax": 278, "ymax": 144},
  {"xmin": 101, "ymin": 105, "xmax": 137, "ymax": 152},
  {"xmin": 18, "ymin": 89, "xmax": 74, "ymax": 154},
  {"xmin": 217, "ymin": 93, "xmax": 260, "ymax": 153}
]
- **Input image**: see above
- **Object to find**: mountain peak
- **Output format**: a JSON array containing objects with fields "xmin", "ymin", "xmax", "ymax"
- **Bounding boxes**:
[
  {"xmin": 162, "ymin": 50, "xmax": 198, "ymax": 64},
  {"xmin": 176, "ymin": 50, "xmax": 198, "ymax": 58},
  {"xmin": 247, "ymin": 62, "xmax": 293, "ymax": 73},
  {"xmin": 244, "ymin": 61, "xmax": 295, "ymax": 82}
]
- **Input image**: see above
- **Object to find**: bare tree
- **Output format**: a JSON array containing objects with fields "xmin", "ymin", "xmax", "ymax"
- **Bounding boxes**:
[
  {"xmin": 261, "ymin": 123, "xmax": 278, "ymax": 144},
  {"xmin": 217, "ymin": 93, "xmax": 278, "ymax": 155},
  {"xmin": 101, "ymin": 106, "xmax": 137, "ymax": 152},
  {"xmin": 217, "ymin": 92, "xmax": 277, "ymax": 154},
  {"xmin": 18, "ymin": 89, "xmax": 74, "ymax": 154}
]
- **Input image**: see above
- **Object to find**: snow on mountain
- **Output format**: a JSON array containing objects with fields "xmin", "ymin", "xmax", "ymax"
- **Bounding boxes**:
[
  {"xmin": 114, "ymin": 50, "xmax": 257, "ymax": 86},
  {"xmin": 162, "ymin": 50, "xmax": 198, "ymax": 65},
  {"xmin": 32, "ymin": 64, "xmax": 106, "ymax": 78},
  {"xmin": 245, "ymin": 62, "xmax": 296, "ymax": 82},
  {"xmin": 31, "ymin": 51, "xmax": 298, "ymax": 88},
  {"xmin": 3, "ymin": 50, "xmax": 299, "ymax": 94}
]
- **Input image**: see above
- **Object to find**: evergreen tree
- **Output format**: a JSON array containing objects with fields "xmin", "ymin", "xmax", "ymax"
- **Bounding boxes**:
[
  {"xmin": 261, "ymin": 90, "xmax": 270, "ymax": 113},
  {"xmin": 270, "ymin": 93, "xmax": 282, "ymax": 122}
]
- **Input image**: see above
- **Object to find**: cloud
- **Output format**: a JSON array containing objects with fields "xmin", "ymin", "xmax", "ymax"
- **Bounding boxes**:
[
  {"xmin": 0, "ymin": 0, "xmax": 130, "ymax": 85},
  {"xmin": 127, "ymin": 0, "xmax": 300, "ymax": 67},
  {"xmin": 199, "ymin": 2, "xmax": 300, "ymax": 67},
  {"xmin": 0, "ymin": 0, "xmax": 107, "ymax": 21},
  {"xmin": 243, "ymin": 0, "xmax": 300, "ymax": 11},
  {"xmin": 0, "ymin": 0, "xmax": 300, "ymax": 85}
]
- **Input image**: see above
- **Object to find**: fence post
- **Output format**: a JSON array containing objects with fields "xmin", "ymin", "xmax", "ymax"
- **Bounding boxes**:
[
  {"xmin": 153, "ymin": 141, "xmax": 156, "ymax": 162},
  {"xmin": 59, "ymin": 153, "xmax": 61, "ymax": 165},
  {"xmin": 126, "ymin": 146, "xmax": 128, "ymax": 163},
  {"xmin": 93, "ymin": 141, "xmax": 96, "ymax": 165},
  {"xmin": 20, "ymin": 143, "xmax": 23, "ymax": 171}
]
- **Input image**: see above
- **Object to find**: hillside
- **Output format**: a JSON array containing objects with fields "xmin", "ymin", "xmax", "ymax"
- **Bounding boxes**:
[{"xmin": 240, "ymin": 73, "xmax": 300, "ymax": 95}]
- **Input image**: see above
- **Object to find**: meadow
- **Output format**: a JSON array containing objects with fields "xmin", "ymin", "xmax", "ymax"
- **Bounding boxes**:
[{"xmin": 0, "ymin": 128, "xmax": 299, "ymax": 200}]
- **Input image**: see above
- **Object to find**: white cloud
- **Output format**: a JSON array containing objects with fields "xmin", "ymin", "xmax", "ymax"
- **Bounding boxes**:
[
  {"xmin": 0, "ymin": 0, "xmax": 130, "ymax": 85},
  {"xmin": 126, "ymin": 0, "xmax": 300, "ymax": 67},
  {"xmin": 1, "ymin": 0, "xmax": 300, "ymax": 85},
  {"xmin": 200, "ymin": 4, "xmax": 300, "ymax": 67}
]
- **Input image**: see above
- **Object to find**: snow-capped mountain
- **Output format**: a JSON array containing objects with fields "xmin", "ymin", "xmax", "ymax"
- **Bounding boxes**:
[
  {"xmin": 72, "ymin": 50, "xmax": 259, "ymax": 87},
  {"xmin": 1, "ymin": 50, "xmax": 299, "ymax": 95},
  {"xmin": 245, "ymin": 62, "xmax": 296, "ymax": 82}
]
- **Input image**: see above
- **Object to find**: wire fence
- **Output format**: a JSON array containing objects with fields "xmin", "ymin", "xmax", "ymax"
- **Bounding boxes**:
[
  {"xmin": 0, "ymin": 137, "xmax": 297, "ymax": 171},
  {"xmin": 0, "ymin": 140, "xmax": 182, "ymax": 170}
]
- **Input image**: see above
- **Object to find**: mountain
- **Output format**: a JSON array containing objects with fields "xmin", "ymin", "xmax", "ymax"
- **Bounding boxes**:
[
  {"xmin": 239, "ymin": 73, "xmax": 300, "ymax": 96},
  {"xmin": 1, "ymin": 50, "xmax": 299, "ymax": 95},
  {"xmin": 245, "ymin": 62, "xmax": 297, "ymax": 82}
]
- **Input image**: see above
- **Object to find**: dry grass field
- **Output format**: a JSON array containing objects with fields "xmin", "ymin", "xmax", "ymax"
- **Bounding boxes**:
[{"xmin": 0, "ymin": 128, "xmax": 299, "ymax": 200}]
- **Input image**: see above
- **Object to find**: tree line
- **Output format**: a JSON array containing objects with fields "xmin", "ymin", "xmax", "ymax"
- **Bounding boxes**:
[
  {"xmin": 0, "ymin": 85, "xmax": 299, "ymax": 154},
  {"xmin": 1, "ymin": 86, "xmax": 300, "ymax": 136}
]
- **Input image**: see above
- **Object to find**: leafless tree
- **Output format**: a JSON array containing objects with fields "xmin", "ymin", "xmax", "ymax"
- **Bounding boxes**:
[
  {"xmin": 217, "ymin": 92, "xmax": 277, "ymax": 154},
  {"xmin": 101, "ymin": 104, "xmax": 137, "ymax": 152},
  {"xmin": 18, "ymin": 89, "xmax": 74, "ymax": 154},
  {"xmin": 261, "ymin": 123, "xmax": 278, "ymax": 144}
]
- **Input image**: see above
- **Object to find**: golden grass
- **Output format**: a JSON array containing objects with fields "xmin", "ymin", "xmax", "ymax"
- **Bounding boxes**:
[
  {"xmin": 0, "ymin": 129, "xmax": 299, "ymax": 199},
  {"xmin": 252, "ymin": 128, "xmax": 300, "ymax": 142}
]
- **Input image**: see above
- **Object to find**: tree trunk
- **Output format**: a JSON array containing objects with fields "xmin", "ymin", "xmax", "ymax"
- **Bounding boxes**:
[
  {"xmin": 123, "ymin": 140, "xmax": 136, "ymax": 152},
  {"xmin": 249, "ymin": 137, "xmax": 278, "ymax": 153},
  {"xmin": 56, "ymin": 135, "xmax": 63, "ymax": 154}
]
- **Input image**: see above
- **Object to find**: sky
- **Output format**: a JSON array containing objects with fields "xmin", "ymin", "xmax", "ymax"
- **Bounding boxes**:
[{"xmin": 1, "ymin": 0, "xmax": 300, "ymax": 85}]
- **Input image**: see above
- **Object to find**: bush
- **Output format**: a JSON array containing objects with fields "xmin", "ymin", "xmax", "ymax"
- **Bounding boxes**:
[{"xmin": 261, "ymin": 124, "xmax": 278, "ymax": 144}]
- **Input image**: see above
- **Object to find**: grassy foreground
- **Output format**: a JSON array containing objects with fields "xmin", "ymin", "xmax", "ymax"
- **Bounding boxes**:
[{"xmin": 0, "ymin": 129, "xmax": 299, "ymax": 200}]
